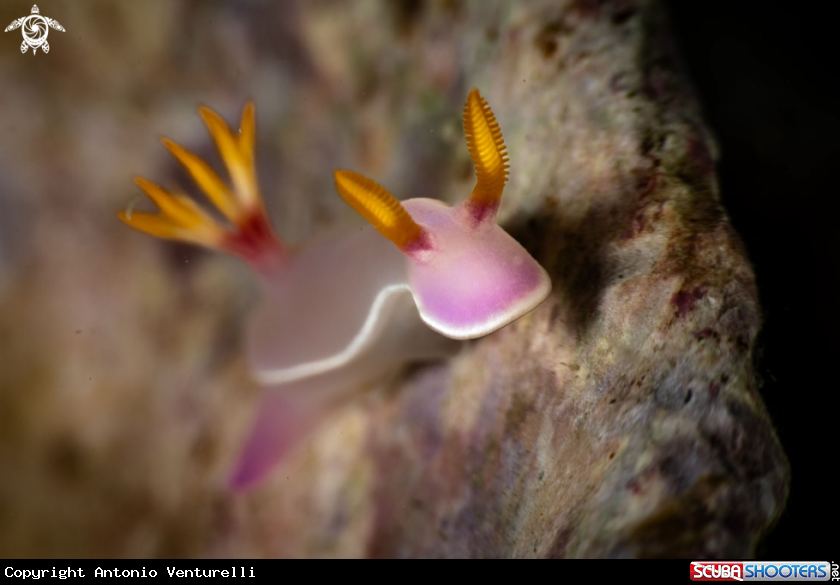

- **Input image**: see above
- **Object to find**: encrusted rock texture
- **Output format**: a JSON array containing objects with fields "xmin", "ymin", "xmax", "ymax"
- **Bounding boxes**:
[{"xmin": 0, "ymin": 0, "xmax": 788, "ymax": 557}]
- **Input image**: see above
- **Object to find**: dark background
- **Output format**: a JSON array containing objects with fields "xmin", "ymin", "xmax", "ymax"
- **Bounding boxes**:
[{"xmin": 667, "ymin": 2, "xmax": 837, "ymax": 559}]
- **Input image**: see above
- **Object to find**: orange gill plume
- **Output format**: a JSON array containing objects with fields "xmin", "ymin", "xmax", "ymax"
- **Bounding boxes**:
[{"xmin": 118, "ymin": 102, "xmax": 283, "ymax": 271}]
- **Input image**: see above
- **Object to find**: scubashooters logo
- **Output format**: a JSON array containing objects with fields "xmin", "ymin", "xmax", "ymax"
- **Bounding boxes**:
[
  {"xmin": 690, "ymin": 561, "xmax": 832, "ymax": 581},
  {"xmin": 4, "ymin": 5, "xmax": 65, "ymax": 55}
]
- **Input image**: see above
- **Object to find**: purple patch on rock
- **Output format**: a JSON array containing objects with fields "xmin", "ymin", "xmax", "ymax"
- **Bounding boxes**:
[{"xmin": 672, "ymin": 286, "xmax": 705, "ymax": 318}]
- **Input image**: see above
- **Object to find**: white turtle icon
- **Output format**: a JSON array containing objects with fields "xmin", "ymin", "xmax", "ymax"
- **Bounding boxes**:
[{"xmin": 5, "ymin": 5, "xmax": 65, "ymax": 55}]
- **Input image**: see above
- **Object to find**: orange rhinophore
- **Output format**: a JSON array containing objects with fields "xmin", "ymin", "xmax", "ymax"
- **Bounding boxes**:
[
  {"xmin": 333, "ymin": 170, "xmax": 426, "ymax": 251},
  {"xmin": 463, "ymin": 88, "xmax": 510, "ymax": 210}
]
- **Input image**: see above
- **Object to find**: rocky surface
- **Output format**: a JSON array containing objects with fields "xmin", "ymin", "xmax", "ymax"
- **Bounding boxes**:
[{"xmin": 0, "ymin": 0, "xmax": 787, "ymax": 557}]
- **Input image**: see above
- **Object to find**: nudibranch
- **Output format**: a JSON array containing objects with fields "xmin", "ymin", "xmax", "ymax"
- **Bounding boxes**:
[{"xmin": 118, "ymin": 90, "xmax": 551, "ymax": 489}]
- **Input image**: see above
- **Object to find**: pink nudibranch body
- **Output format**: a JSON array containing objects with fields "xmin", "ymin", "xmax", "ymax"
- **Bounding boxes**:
[
  {"xmin": 119, "ymin": 89, "xmax": 551, "ymax": 489},
  {"xmin": 401, "ymin": 197, "xmax": 550, "ymax": 339}
]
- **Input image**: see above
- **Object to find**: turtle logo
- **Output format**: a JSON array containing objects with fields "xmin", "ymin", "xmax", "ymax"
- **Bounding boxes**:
[{"xmin": 5, "ymin": 5, "xmax": 65, "ymax": 55}]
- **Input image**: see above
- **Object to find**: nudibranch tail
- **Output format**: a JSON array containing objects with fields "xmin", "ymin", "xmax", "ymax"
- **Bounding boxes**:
[
  {"xmin": 463, "ymin": 89, "xmax": 509, "ymax": 216},
  {"xmin": 119, "ymin": 102, "xmax": 283, "ymax": 271},
  {"xmin": 334, "ymin": 170, "xmax": 428, "ymax": 252}
]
